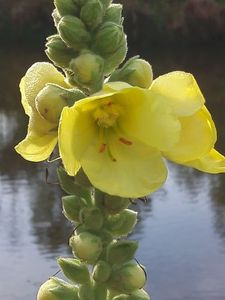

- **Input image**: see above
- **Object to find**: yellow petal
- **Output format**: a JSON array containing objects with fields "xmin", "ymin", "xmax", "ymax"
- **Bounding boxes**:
[
  {"xmin": 20, "ymin": 77, "xmax": 32, "ymax": 116},
  {"xmin": 59, "ymin": 106, "xmax": 98, "ymax": 176},
  {"xmin": 81, "ymin": 132, "xmax": 167, "ymax": 198},
  {"xmin": 116, "ymin": 87, "xmax": 181, "ymax": 151},
  {"xmin": 15, "ymin": 111, "xmax": 57, "ymax": 162},
  {"xmin": 23, "ymin": 62, "xmax": 68, "ymax": 108},
  {"xmin": 150, "ymin": 71, "xmax": 205, "ymax": 116},
  {"xmin": 164, "ymin": 106, "xmax": 216, "ymax": 163},
  {"xmin": 183, "ymin": 149, "xmax": 225, "ymax": 174}
]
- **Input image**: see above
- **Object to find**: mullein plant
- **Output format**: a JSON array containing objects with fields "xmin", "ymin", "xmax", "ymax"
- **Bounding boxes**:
[{"xmin": 15, "ymin": 0, "xmax": 225, "ymax": 299}]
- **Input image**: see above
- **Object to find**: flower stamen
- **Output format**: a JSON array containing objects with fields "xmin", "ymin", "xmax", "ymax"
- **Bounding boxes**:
[{"xmin": 119, "ymin": 137, "xmax": 133, "ymax": 145}]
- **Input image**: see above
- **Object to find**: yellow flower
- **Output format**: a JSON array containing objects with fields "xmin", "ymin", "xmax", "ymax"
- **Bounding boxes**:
[
  {"xmin": 59, "ymin": 80, "xmax": 181, "ymax": 197},
  {"xmin": 15, "ymin": 62, "xmax": 69, "ymax": 162},
  {"xmin": 59, "ymin": 71, "xmax": 225, "ymax": 197},
  {"xmin": 150, "ymin": 71, "xmax": 225, "ymax": 174}
]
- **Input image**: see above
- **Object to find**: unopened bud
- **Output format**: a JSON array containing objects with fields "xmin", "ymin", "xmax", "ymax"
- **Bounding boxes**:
[
  {"xmin": 93, "ymin": 22, "xmax": 125, "ymax": 56},
  {"xmin": 54, "ymin": 0, "xmax": 79, "ymax": 17},
  {"xmin": 46, "ymin": 35, "xmax": 77, "ymax": 68},
  {"xmin": 104, "ymin": 4, "xmax": 123, "ymax": 24},
  {"xmin": 107, "ymin": 240, "xmax": 138, "ymax": 265},
  {"xmin": 35, "ymin": 84, "xmax": 67, "ymax": 123},
  {"xmin": 58, "ymin": 16, "xmax": 91, "ymax": 51},
  {"xmin": 80, "ymin": 207, "xmax": 103, "ymax": 230},
  {"xmin": 103, "ymin": 37, "xmax": 127, "ymax": 75},
  {"xmin": 128, "ymin": 289, "xmax": 150, "ymax": 300},
  {"xmin": 57, "ymin": 257, "xmax": 90, "ymax": 284},
  {"xmin": 70, "ymin": 232, "xmax": 103, "ymax": 263},
  {"xmin": 70, "ymin": 51, "xmax": 104, "ymax": 92},
  {"xmin": 80, "ymin": 0, "xmax": 104, "ymax": 29},
  {"xmin": 62, "ymin": 195, "xmax": 87, "ymax": 223},
  {"xmin": 95, "ymin": 190, "xmax": 129, "ymax": 214},
  {"xmin": 93, "ymin": 260, "xmax": 111, "ymax": 282},
  {"xmin": 109, "ymin": 262, "xmax": 146, "ymax": 294},
  {"xmin": 106, "ymin": 209, "xmax": 137, "ymax": 237},
  {"xmin": 37, "ymin": 277, "xmax": 79, "ymax": 300},
  {"xmin": 109, "ymin": 57, "xmax": 153, "ymax": 89}
]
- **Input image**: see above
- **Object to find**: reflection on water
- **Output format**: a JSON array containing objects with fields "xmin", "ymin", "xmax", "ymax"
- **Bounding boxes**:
[{"xmin": 1, "ymin": 45, "xmax": 225, "ymax": 300}]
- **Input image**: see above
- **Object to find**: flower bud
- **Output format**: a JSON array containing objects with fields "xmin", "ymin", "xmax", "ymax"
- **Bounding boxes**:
[
  {"xmin": 35, "ymin": 84, "xmax": 67, "ymax": 124},
  {"xmin": 69, "ymin": 51, "xmax": 104, "ymax": 92},
  {"xmin": 108, "ymin": 262, "xmax": 146, "ymax": 294},
  {"xmin": 54, "ymin": 0, "xmax": 79, "ymax": 17},
  {"xmin": 62, "ymin": 195, "xmax": 87, "ymax": 223},
  {"xmin": 104, "ymin": 4, "xmax": 123, "ymax": 24},
  {"xmin": 78, "ymin": 283, "xmax": 94, "ymax": 300},
  {"xmin": 80, "ymin": 0, "xmax": 104, "ymax": 29},
  {"xmin": 58, "ymin": 16, "xmax": 91, "ymax": 51},
  {"xmin": 93, "ymin": 260, "xmax": 111, "ymax": 282},
  {"xmin": 57, "ymin": 166, "xmax": 92, "ymax": 204},
  {"xmin": 95, "ymin": 190, "xmax": 129, "ymax": 213},
  {"xmin": 106, "ymin": 209, "xmax": 137, "ymax": 237},
  {"xmin": 57, "ymin": 257, "xmax": 90, "ymax": 284},
  {"xmin": 97, "ymin": 229, "xmax": 113, "ymax": 247},
  {"xmin": 70, "ymin": 232, "xmax": 103, "ymax": 263},
  {"xmin": 103, "ymin": 37, "xmax": 127, "ymax": 75},
  {"xmin": 37, "ymin": 277, "xmax": 79, "ymax": 300},
  {"xmin": 93, "ymin": 22, "xmax": 125, "ymax": 56},
  {"xmin": 109, "ymin": 57, "xmax": 153, "ymax": 89},
  {"xmin": 107, "ymin": 240, "xmax": 138, "ymax": 265},
  {"xmin": 93, "ymin": 282, "xmax": 108, "ymax": 299},
  {"xmin": 46, "ymin": 35, "xmax": 77, "ymax": 68},
  {"xmin": 80, "ymin": 207, "xmax": 103, "ymax": 230}
]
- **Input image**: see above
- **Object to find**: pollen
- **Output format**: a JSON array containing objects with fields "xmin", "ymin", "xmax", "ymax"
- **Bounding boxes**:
[{"xmin": 93, "ymin": 101, "xmax": 121, "ymax": 128}]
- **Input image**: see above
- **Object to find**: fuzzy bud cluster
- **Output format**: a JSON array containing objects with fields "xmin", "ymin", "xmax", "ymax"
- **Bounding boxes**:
[
  {"xmin": 37, "ymin": 166, "xmax": 149, "ymax": 299},
  {"xmin": 46, "ymin": 0, "xmax": 127, "ymax": 93}
]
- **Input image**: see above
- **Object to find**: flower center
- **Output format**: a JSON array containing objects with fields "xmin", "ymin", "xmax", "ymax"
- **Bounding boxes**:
[{"xmin": 93, "ymin": 101, "xmax": 121, "ymax": 128}]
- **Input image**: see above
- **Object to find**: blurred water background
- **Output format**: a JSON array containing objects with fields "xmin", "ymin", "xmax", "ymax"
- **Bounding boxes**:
[{"xmin": 1, "ymin": 1, "xmax": 225, "ymax": 300}]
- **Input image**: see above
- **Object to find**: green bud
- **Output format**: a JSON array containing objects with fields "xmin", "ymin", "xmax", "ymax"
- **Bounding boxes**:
[
  {"xmin": 103, "ymin": 37, "xmax": 127, "ymax": 75},
  {"xmin": 57, "ymin": 257, "xmax": 90, "ymax": 284},
  {"xmin": 93, "ymin": 22, "xmax": 125, "ymax": 56},
  {"xmin": 109, "ymin": 57, "xmax": 153, "ymax": 89},
  {"xmin": 80, "ymin": 207, "xmax": 103, "ymax": 230},
  {"xmin": 37, "ymin": 277, "xmax": 79, "ymax": 300},
  {"xmin": 54, "ymin": 0, "xmax": 79, "ymax": 17},
  {"xmin": 94, "ymin": 190, "xmax": 129, "ymax": 214},
  {"xmin": 106, "ymin": 209, "xmax": 137, "ymax": 237},
  {"xmin": 62, "ymin": 195, "xmax": 87, "ymax": 223},
  {"xmin": 78, "ymin": 283, "xmax": 94, "ymax": 300},
  {"xmin": 58, "ymin": 16, "xmax": 91, "ymax": 51},
  {"xmin": 61, "ymin": 88, "xmax": 86, "ymax": 107},
  {"xmin": 46, "ymin": 35, "xmax": 77, "ymax": 68},
  {"xmin": 104, "ymin": 4, "xmax": 123, "ymax": 24},
  {"xmin": 109, "ymin": 262, "xmax": 146, "ymax": 294},
  {"xmin": 97, "ymin": 229, "xmax": 113, "ymax": 247},
  {"xmin": 69, "ymin": 51, "xmax": 104, "ymax": 92},
  {"xmin": 57, "ymin": 166, "xmax": 92, "ymax": 204},
  {"xmin": 80, "ymin": 0, "xmax": 104, "ymax": 29},
  {"xmin": 52, "ymin": 9, "xmax": 61, "ymax": 27},
  {"xmin": 93, "ymin": 260, "xmax": 111, "ymax": 282},
  {"xmin": 70, "ymin": 232, "xmax": 103, "ymax": 263},
  {"xmin": 35, "ymin": 84, "xmax": 67, "ymax": 123},
  {"xmin": 73, "ymin": 0, "xmax": 88, "ymax": 6},
  {"xmin": 107, "ymin": 240, "xmax": 138, "ymax": 265}
]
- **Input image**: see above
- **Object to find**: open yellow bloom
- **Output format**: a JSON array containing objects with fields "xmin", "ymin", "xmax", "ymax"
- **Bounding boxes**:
[
  {"xmin": 15, "ymin": 62, "xmax": 69, "ymax": 161},
  {"xmin": 59, "ymin": 71, "xmax": 225, "ymax": 197},
  {"xmin": 150, "ymin": 71, "xmax": 225, "ymax": 173}
]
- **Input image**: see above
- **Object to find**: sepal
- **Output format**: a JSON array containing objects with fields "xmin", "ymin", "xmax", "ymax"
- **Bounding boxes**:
[
  {"xmin": 57, "ymin": 257, "xmax": 90, "ymax": 284},
  {"xmin": 62, "ymin": 195, "xmax": 87, "ymax": 223},
  {"xmin": 106, "ymin": 240, "xmax": 138, "ymax": 265},
  {"xmin": 54, "ymin": 0, "xmax": 79, "ymax": 17},
  {"xmin": 93, "ymin": 260, "xmax": 111, "ymax": 282},
  {"xmin": 80, "ymin": 0, "xmax": 104, "ymax": 29}
]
